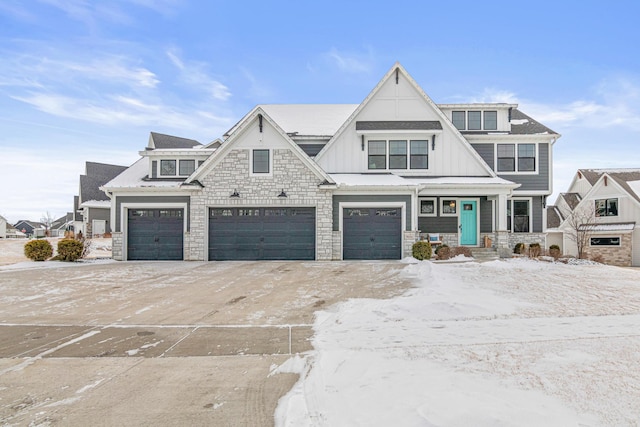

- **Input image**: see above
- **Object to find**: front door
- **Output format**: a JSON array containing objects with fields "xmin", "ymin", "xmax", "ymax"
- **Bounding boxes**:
[{"xmin": 460, "ymin": 200, "xmax": 477, "ymax": 246}]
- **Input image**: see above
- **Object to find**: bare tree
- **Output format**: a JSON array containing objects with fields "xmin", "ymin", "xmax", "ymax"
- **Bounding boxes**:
[
  {"xmin": 40, "ymin": 211, "xmax": 55, "ymax": 236},
  {"xmin": 561, "ymin": 202, "xmax": 598, "ymax": 259}
]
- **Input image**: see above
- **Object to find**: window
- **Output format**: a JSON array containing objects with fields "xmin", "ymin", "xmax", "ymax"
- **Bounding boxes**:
[
  {"xmin": 452, "ymin": 111, "xmax": 466, "ymax": 130},
  {"xmin": 368, "ymin": 140, "xmax": 387, "ymax": 169},
  {"xmin": 389, "ymin": 140, "xmax": 407, "ymax": 169},
  {"xmin": 468, "ymin": 111, "xmax": 481, "ymax": 130},
  {"xmin": 590, "ymin": 237, "xmax": 621, "ymax": 246},
  {"xmin": 179, "ymin": 160, "xmax": 195, "ymax": 176},
  {"xmin": 419, "ymin": 198, "xmax": 436, "ymax": 216},
  {"xmin": 497, "ymin": 144, "xmax": 515, "ymax": 172},
  {"xmin": 253, "ymin": 149, "xmax": 270, "ymax": 174},
  {"xmin": 595, "ymin": 198, "xmax": 618, "ymax": 217},
  {"xmin": 442, "ymin": 199, "xmax": 457, "ymax": 215},
  {"xmin": 484, "ymin": 111, "xmax": 497, "ymax": 130},
  {"xmin": 518, "ymin": 144, "xmax": 535, "ymax": 171},
  {"xmin": 509, "ymin": 199, "xmax": 530, "ymax": 233},
  {"xmin": 160, "ymin": 160, "xmax": 176, "ymax": 176},
  {"xmin": 410, "ymin": 140, "xmax": 428, "ymax": 169}
]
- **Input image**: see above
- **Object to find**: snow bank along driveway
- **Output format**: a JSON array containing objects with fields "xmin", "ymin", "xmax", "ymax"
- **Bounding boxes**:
[{"xmin": 277, "ymin": 259, "xmax": 640, "ymax": 427}]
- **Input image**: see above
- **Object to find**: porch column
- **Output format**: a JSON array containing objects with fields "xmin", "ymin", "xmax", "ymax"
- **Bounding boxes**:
[{"xmin": 495, "ymin": 193, "xmax": 510, "ymax": 257}]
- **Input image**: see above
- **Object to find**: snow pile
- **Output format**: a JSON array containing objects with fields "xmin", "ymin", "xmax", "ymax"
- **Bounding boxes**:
[{"xmin": 275, "ymin": 259, "xmax": 640, "ymax": 426}]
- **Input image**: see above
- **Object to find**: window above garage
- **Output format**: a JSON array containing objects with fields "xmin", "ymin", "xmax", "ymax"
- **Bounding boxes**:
[{"xmin": 152, "ymin": 158, "xmax": 206, "ymax": 178}]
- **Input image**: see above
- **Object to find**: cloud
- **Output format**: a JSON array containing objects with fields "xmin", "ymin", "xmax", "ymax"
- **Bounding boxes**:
[
  {"xmin": 324, "ymin": 47, "xmax": 375, "ymax": 74},
  {"xmin": 166, "ymin": 49, "xmax": 231, "ymax": 101}
]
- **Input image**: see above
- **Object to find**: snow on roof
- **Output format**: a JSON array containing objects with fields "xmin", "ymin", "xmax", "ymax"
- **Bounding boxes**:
[
  {"xmin": 103, "ymin": 157, "xmax": 182, "ymax": 189},
  {"xmin": 80, "ymin": 200, "xmax": 111, "ymax": 209},
  {"xmin": 579, "ymin": 222, "xmax": 636, "ymax": 232},
  {"xmin": 329, "ymin": 174, "xmax": 518, "ymax": 188},
  {"xmin": 254, "ymin": 104, "xmax": 359, "ymax": 136},
  {"xmin": 628, "ymin": 180, "xmax": 640, "ymax": 200}
]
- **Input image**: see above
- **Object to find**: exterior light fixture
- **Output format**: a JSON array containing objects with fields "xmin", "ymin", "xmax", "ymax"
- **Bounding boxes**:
[
  {"xmin": 278, "ymin": 189, "xmax": 288, "ymax": 198},
  {"xmin": 432, "ymin": 134, "xmax": 436, "ymax": 150},
  {"xmin": 230, "ymin": 189, "xmax": 240, "ymax": 198},
  {"xmin": 449, "ymin": 200, "xmax": 456, "ymax": 208}
]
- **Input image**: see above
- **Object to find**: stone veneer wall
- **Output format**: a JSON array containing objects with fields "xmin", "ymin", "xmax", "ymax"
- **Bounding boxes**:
[
  {"xmin": 508, "ymin": 233, "xmax": 547, "ymax": 249},
  {"xmin": 112, "ymin": 232, "xmax": 123, "ymax": 260},
  {"xmin": 583, "ymin": 233, "xmax": 632, "ymax": 267},
  {"xmin": 403, "ymin": 231, "xmax": 420, "ymax": 258},
  {"xmin": 189, "ymin": 149, "xmax": 333, "ymax": 261}
]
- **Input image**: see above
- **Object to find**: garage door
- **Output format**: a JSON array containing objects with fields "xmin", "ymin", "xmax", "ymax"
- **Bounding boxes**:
[
  {"xmin": 208, "ymin": 207, "xmax": 315, "ymax": 260},
  {"xmin": 343, "ymin": 207, "xmax": 402, "ymax": 260},
  {"xmin": 127, "ymin": 209, "xmax": 184, "ymax": 260}
]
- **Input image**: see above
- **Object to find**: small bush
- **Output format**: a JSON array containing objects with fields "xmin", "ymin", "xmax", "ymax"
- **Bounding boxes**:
[
  {"xmin": 549, "ymin": 244, "xmax": 561, "ymax": 259},
  {"xmin": 412, "ymin": 240, "xmax": 432, "ymax": 260},
  {"xmin": 590, "ymin": 254, "xmax": 605, "ymax": 264},
  {"xmin": 513, "ymin": 243, "xmax": 526, "ymax": 255},
  {"xmin": 452, "ymin": 246, "xmax": 473, "ymax": 258},
  {"xmin": 529, "ymin": 243, "xmax": 541, "ymax": 258},
  {"xmin": 57, "ymin": 238, "xmax": 84, "ymax": 262},
  {"xmin": 24, "ymin": 239, "xmax": 53, "ymax": 261},
  {"xmin": 436, "ymin": 245, "xmax": 451, "ymax": 260}
]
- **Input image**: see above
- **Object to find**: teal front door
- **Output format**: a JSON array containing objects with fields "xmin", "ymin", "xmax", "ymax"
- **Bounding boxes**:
[{"xmin": 460, "ymin": 200, "xmax": 477, "ymax": 245}]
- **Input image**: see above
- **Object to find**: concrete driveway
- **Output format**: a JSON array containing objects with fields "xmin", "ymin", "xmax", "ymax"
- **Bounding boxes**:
[{"xmin": 0, "ymin": 260, "xmax": 412, "ymax": 426}]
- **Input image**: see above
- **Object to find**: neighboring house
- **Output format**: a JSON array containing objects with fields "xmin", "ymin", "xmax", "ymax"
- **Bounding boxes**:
[
  {"xmin": 0, "ymin": 215, "xmax": 6, "ymax": 238},
  {"xmin": 547, "ymin": 169, "xmax": 640, "ymax": 267},
  {"xmin": 13, "ymin": 220, "xmax": 45, "ymax": 237},
  {"xmin": 76, "ymin": 161, "xmax": 128, "ymax": 237},
  {"xmin": 102, "ymin": 63, "xmax": 559, "ymax": 261},
  {"xmin": 50, "ymin": 212, "xmax": 74, "ymax": 237}
]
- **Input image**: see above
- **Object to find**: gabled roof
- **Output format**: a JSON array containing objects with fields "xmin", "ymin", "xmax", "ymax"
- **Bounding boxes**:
[
  {"xmin": 102, "ymin": 157, "xmax": 184, "ymax": 190},
  {"xmin": 14, "ymin": 220, "xmax": 45, "ymax": 229},
  {"xmin": 560, "ymin": 192, "xmax": 582, "ymax": 210},
  {"xmin": 149, "ymin": 132, "xmax": 201, "ymax": 149},
  {"xmin": 578, "ymin": 169, "xmax": 640, "ymax": 203},
  {"xmin": 80, "ymin": 162, "xmax": 127, "ymax": 203},
  {"xmin": 51, "ymin": 213, "xmax": 73, "ymax": 229},
  {"xmin": 188, "ymin": 107, "xmax": 334, "ymax": 185},
  {"xmin": 509, "ymin": 109, "xmax": 559, "ymax": 136},
  {"xmin": 546, "ymin": 206, "xmax": 563, "ymax": 229}
]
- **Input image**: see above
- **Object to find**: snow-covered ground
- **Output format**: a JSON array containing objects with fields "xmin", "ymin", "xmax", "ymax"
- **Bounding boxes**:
[
  {"xmin": 275, "ymin": 259, "xmax": 640, "ymax": 426},
  {"xmin": 0, "ymin": 237, "xmax": 112, "ymax": 269}
]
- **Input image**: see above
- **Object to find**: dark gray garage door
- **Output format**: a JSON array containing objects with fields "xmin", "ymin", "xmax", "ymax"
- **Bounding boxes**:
[
  {"xmin": 127, "ymin": 209, "xmax": 184, "ymax": 260},
  {"xmin": 343, "ymin": 207, "xmax": 402, "ymax": 260},
  {"xmin": 208, "ymin": 207, "xmax": 315, "ymax": 260}
]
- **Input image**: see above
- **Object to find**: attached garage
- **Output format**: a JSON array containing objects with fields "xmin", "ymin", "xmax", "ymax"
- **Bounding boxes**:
[
  {"xmin": 127, "ymin": 209, "xmax": 184, "ymax": 260},
  {"xmin": 343, "ymin": 207, "xmax": 402, "ymax": 260},
  {"xmin": 208, "ymin": 207, "xmax": 316, "ymax": 260}
]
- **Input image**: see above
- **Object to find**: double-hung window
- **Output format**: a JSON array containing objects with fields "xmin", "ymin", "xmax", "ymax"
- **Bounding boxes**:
[
  {"xmin": 484, "ymin": 111, "xmax": 497, "ymax": 130},
  {"xmin": 410, "ymin": 140, "xmax": 428, "ymax": 169},
  {"xmin": 389, "ymin": 140, "xmax": 407, "ymax": 169},
  {"xmin": 497, "ymin": 144, "xmax": 516, "ymax": 172},
  {"xmin": 368, "ymin": 141, "xmax": 387, "ymax": 169},
  {"xmin": 452, "ymin": 111, "xmax": 466, "ymax": 130},
  {"xmin": 518, "ymin": 144, "xmax": 535, "ymax": 171},
  {"xmin": 497, "ymin": 143, "xmax": 536, "ymax": 173},
  {"xmin": 468, "ymin": 111, "xmax": 482, "ymax": 130},
  {"xmin": 253, "ymin": 149, "xmax": 270, "ymax": 174},
  {"xmin": 595, "ymin": 198, "xmax": 618, "ymax": 217}
]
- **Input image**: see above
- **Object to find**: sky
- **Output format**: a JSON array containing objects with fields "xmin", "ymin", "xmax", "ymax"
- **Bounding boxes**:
[{"xmin": 1, "ymin": 0, "xmax": 639, "ymax": 224}]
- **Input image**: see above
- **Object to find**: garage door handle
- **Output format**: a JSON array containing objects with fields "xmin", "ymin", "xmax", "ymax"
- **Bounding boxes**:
[
  {"xmin": 370, "ymin": 236, "xmax": 375, "ymax": 242},
  {"xmin": 260, "ymin": 237, "xmax": 264, "ymax": 242},
  {"xmin": 154, "ymin": 237, "xmax": 159, "ymax": 243}
]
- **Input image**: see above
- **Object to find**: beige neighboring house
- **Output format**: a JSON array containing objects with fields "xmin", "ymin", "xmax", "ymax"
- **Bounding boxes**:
[
  {"xmin": 547, "ymin": 169, "xmax": 640, "ymax": 267},
  {"xmin": 0, "ymin": 215, "xmax": 6, "ymax": 238}
]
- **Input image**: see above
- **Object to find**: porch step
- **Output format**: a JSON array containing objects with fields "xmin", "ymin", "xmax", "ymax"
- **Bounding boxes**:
[{"xmin": 470, "ymin": 248, "xmax": 500, "ymax": 262}]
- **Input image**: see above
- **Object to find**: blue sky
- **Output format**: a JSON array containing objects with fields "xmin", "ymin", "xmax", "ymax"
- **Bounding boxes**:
[{"xmin": 1, "ymin": 0, "xmax": 639, "ymax": 224}]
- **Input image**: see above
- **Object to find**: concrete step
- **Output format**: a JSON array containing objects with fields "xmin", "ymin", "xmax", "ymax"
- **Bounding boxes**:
[{"xmin": 470, "ymin": 248, "xmax": 500, "ymax": 261}]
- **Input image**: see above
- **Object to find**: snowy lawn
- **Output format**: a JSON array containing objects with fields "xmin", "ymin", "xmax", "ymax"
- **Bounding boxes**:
[{"xmin": 275, "ymin": 259, "xmax": 640, "ymax": 426}]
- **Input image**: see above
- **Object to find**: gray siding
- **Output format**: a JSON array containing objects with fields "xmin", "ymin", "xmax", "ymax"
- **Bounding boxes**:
[
  {"xmin": 480, "ymin": 197, "xmax": 492, "ymax": 233},
  {"xmin": 333, "ymin": 195, "xmax": 412, "ymax": 231},
  {"xmin": 533, "ymin": 196, "xmax": 543, "ymax": 233},
  {"xmin": 418, "ymin": 216, "xmax": 457, "ymax": 233},
  {"xmin": 114, "ymin": 196, "xmax": 191, "ymax": 232},
  {"xmin": 88, "ymin": 208, "xmax": 112, "ymax": 233},
  {"xmin": 471, "ymin": 144, "xmax": 494, "ymax": 169}
]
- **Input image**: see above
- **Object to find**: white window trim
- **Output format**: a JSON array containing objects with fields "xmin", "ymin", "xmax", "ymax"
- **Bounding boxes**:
[
  {"xmin": 418, "ymin": 197, "xmax": 437, "ymax": 217},
  {"xmin": 594, "ymin": 198, "xmax": 619, "ymax": 218},
  {"xmin": 441, "ymin": 198, "xmax": 458, "ymax": 217},
  {"xmin": 157, "ymin": 158, "xmax": 199, "ymax": 178},
  {"xmin": 250, "ymin": 148, "xmax": 272, "ymax": 177},
  {"xmin": 366, "ymin": 137, "xmax": 431, "ymax": 172},
  {"xmin": 589, "ymin": 235, "xmax": 622, "ymax": 247},
  {"xmin": 495, "ymin": 142, "xmax": 539, "ymax": 175},
  {"xmin": 509, "ymin": 197, "xmax": 533, "ymax": 233},
  {"xmin": 159, "ymin": 159, "xmax": 177, "ymax": 177}
]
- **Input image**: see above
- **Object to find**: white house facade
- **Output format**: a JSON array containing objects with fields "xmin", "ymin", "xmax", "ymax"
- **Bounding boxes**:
[{"xmin": 102, "ymin": 63, "xmax": 559, "ymax": 261}]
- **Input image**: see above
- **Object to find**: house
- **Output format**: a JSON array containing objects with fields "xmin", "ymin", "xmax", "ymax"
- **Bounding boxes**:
[
  {"xmin": 0, "ymin": 215, "xmax": 6, "ymax": 238},
  {"xmin": 76, "ymin": 161, "xmax": 128, "ymax": 237},
  {"xmin": 13, "ymin": 220, "xmax": 45, "ymax": 237},
  {"xmin": 547, "ymin": 169, "xmax": 640, "ymax": 266},
  {"xmin": 50, "ymin": 212, "xmax": 74, "ymax": 237},
  {"xmin": 102, "ymin": 63, "xmax": 559, "ymax": 261}
]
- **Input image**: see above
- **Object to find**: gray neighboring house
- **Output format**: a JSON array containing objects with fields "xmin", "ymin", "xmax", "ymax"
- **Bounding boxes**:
[
  {"xmin": 102, "ymin": 63, "xmax": 560, "ymax": 261},
  {"xmin": 76, "ymin": 162, "xmax": 128, "ymax": 237},
  {"xmin": 547, "ymin": 168, "xmax": 640, "ymax": 266},
  {"xmin": 50, "ymin": 212, "xmax": 74, "ymax": 237},
  {"xmin": 13, "ymin": 220, "xmax": 45, "ymax": 237}
]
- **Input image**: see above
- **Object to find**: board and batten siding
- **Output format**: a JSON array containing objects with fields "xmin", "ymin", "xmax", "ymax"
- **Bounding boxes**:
[
  {"xmin": 332, "ymin": 195, "xmax": 412, "ymax": 231},
  {"xmin": 114, "ymin": 196, "xmax": 191, "ymax": 232}
]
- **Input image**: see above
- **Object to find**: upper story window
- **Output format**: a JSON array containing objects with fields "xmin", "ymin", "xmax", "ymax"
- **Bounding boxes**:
[
  {"xmin": 452, "ymin": 110, "xmax": 498, "ymax": 131},
  {"xmin": 368, "ymin": 139, "xmax": 428, "ymax": 170},
  {"xmin": 252, "ymin": 149, "xmax": 270, "ymax": 174},
  {"xmin": 595, "ymin": 198, "xmax": 618, "ymax": 217},
  {"xmin": 497, "ymin": 143, "xmax": 536, "ymax": 173},
  {"xmin": 160, "ymin": 160, "xmax": 176, "ymax": 176},
  {"xmin": 179, "ymin": 160, "xmax": 195, "ymax": 176},
  {"xmin": 158, "ymin": 159, "xmax": 198, "ymax": 177}
]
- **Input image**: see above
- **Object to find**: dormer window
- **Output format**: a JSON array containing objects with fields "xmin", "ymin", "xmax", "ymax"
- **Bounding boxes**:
[
  {"xmin": 389, "ymin": 140, "xmax": 407, "ymax": 169},
  {"xmin": 160, "ymin": 160, "xmax": 176, "ymax": 176},
  {"xmin": 468, "ymin": 111, "xmax": 481, "ymax": 130},
  {"xmin": 179, "ymin": 160, "xmax": 195, "ymax": 176},
  {"xmin": 368, "ymin": 139, "xmax": 429, "ymax": 170},
  {"xmin": 158, "ymin": 159, "xmax": 198, "ymax": 177},
  {"xmin": 484, "ymin": 111, "xmax": 497, "ymax": 130},
  {"xmin": 452, "ymin": 110, "xmax": 498, "ymax": 131}
]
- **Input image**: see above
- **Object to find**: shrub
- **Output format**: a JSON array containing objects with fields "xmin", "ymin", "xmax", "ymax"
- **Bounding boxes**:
[
  {"xmin": 549, "ymin": 244, "xmax": 561, "ymax": 259},
  {"xmin": 452, "ymin": 246, "xmax": 473, "ymax": 258},
  {"xmin": 24, "ymin": 239, "xmax": 53, "ymax": 261},
  {"xmin": 412, "ymin": 240, "xmax": 432, "ymax": 260},
  {"xmin": 436, "ymin": 244, "xmax": 451, "ymax": 260},
  {"xmin": 513, "ymin": 243, "xmax": 525, "ymax": 255},
  {"xmin": 57, "ymin": 238, "xmax": 84, "ymax": 262},
  {"xmin": 529, "ymin": 243, "xmax": 541, "ymax": 258},
  {"xmin": 590, "ymin": 254, "xmax": 605, "ymax": 264}
]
